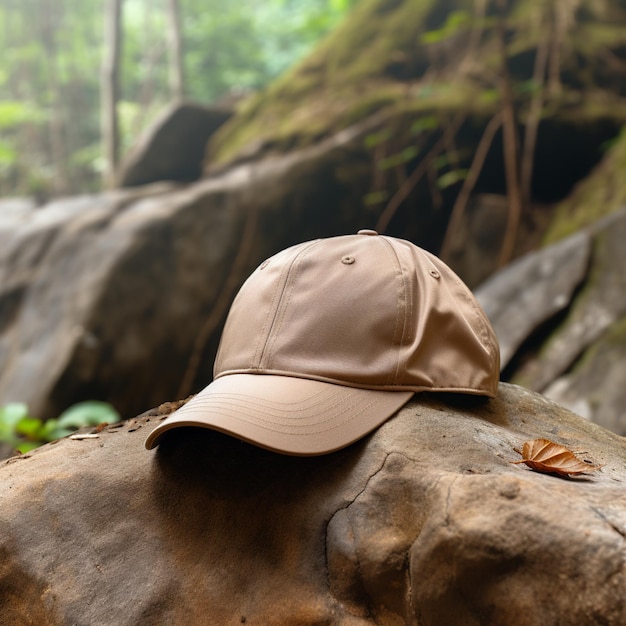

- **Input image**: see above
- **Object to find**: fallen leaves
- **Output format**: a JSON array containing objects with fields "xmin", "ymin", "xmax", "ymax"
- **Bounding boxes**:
[{"xmin": 512, "ymin": 438, "xmax": 602, "ymax": 478}]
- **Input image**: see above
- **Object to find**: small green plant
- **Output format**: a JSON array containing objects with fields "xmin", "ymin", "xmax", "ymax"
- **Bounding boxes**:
[{"xmin": 0, "ymin": 401, "xmax": 120, "ymax": 454}]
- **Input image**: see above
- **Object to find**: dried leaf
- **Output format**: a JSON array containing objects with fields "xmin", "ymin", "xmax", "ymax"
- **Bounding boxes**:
[{"xmin": 511, "ymin": 438, "xmax": 602, "ymax": 477}]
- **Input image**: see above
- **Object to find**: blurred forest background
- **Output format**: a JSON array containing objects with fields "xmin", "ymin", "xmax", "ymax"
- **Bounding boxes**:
[{"xmin": 0, "ymin": 0, "xmax": 354, "ymax": 198}]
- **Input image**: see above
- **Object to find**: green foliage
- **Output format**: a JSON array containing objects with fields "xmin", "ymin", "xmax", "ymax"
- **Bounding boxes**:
[
  {"xmin": 437, "ymin": 168, "xmax": 468, "ymax": 189},
  {"xmin": 0, "ymin": 401, "xmax": 120, "ymax": 455},
  {"xmin": 363, "ymin": 189, "xmax": 389, "ymax": 205},
  {"xmin": 410, "ymin": 116, "xmax": 439, "ymax": 135},
  {"xmin": 0, "ymin": 0, "xmax": 355, "ymax": 197},
  {"xmin": 364, "ymin": 128, "xmax": 393, "ymax": 149},
  {"xmin": 478, "ymin": 88, "xmax": 500, "ymax": 105},
  {"xmin": 378, "ymin": 145, "xmax": 419, "ymax": 170},
  {"xmin": 0, "ymin": 141, "xmax": 17, "ymax": 167},
  {"xmin": 0, "ymin": 101, "xmax": 45, "ymax": 170},
  {"xmin": 420, "ymin": 10, "xmax": 471, "ymax": 45},
  {"xmin": 0, "ymin": 101, "xmax": 43, "ymax": 130},
  {"xmin": 0, "ymin": 404, "xmax": 29, "ymax": 453},
  {"xmin": 210, "ymin": 0, "xmax": 437, "ymax": 164}
]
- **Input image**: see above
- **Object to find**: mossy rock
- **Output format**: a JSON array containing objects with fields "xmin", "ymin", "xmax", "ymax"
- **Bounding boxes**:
[
  {"xmin": 511, "ymin": 208, "xmax": 626, "ymax": 393},
  {"xmin": 543, "ymin": 127, "xmax": 626, "ymax": 245},
  {"xmin": 207, "ymin": 0, "xmax": 626, "ymax": 169},
  {"xmin": 207, "ymin": 0, "xmax": 442, "ymax": 165},
  {"xmin": 542, "ymin": 312, "xmax": 626, "ymax": 434}
]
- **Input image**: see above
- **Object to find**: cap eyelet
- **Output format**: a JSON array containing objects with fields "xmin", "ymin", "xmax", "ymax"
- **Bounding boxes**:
[
  {"xmin": 429, "ymin": 269, "xmax": 440, "ymax": 279},
  {"xmin": 341, "ymin": 255, "xmax": 355, "ymax": 265},
  {"xmin": 259, "ymin": 260, "xmax": 270, "ymax": 270}
]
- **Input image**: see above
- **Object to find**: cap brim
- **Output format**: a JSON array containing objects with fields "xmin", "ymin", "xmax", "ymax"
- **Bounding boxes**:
[{"xmin": 144, "ymin": 374, "xmax": 414, "ymax": 456}]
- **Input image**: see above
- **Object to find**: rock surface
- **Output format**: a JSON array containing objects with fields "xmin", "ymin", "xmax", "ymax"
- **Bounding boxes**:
[
  {"xmin": 516, "ymin": 210, "xmax": 626, "ymax": 391},
  {"xmin": 476, "ymin": 207, "xmax": 626, "ymax": 434},
  {"xmin": 1, "ymin": 383, "xmax": 625, "ymax": 625},
  {"xmin": 543, "ymin": 315, "xmax": 626, "ymax": 434},
  {"xmin": 476, "ymin": 229, "xmax": 591, "ymax": 367},
  {"xmin": 117, "ymin": 101, "xmax": 232, "ymax": 187}
]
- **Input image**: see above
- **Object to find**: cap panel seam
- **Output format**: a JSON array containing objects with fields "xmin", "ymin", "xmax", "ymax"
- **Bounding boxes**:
[
  {"xmin": 251, "ymin": 261, "xmax": 288, "ymax": 368},
  {"xmin": 251, "ymin": 248, "xmax": 300, "ymax": 368},
  {"xmin": 379, "ymin": 236, "xmax": 408, "ymax": 386},
  {"xmin": 257, "ymin": 240, "xmax": 319, "ymax": 369}
]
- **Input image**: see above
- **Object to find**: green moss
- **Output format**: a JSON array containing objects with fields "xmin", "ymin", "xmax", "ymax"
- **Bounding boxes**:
[
  {"xmin": 336, "ymin": 86, "xmax": 406, "ymax": 126},
  {"xmin": 207, "ymin": 0, "xmax": 626, "ymax": 169},
  {"xmin": 209, "ymin": 0, "xmax": 440, "ymax": 165},
  {"xmin": 605, "ymin": 312, "xmax": 626, "ymax": 341},
  {"xmin": 573, "ymin": 22, "xmax": 626, "ymax": 57},
  {"xmin": 543, "ymin": 126, "xmax": 626, "ymax": 245},
  {"xmin": 513, "ymin": 218, "xmax": 626, "ymax": 391},
  {"xmin": 573, "ymin": 313, "xmax": 626, "ymax": 377},
  {"xmin": 321, "ymin": 0, "xmax": 436, "ymax": 82}
]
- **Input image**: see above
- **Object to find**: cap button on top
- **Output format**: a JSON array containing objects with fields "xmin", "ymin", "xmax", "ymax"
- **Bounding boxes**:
[{"xmin": 357, "ymin": 229, "xmax": 379, "ymax": 236}]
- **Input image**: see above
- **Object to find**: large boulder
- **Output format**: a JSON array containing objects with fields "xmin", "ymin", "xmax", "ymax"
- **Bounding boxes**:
[
  {"xmin": 517, "ymin": 209, "xmax": 626, "ymax": 392},
  {"xmin": 117, "ymin": 102, "xmax": 233, "ymax": 187},
  {"xmin": 477, "ymin": 207, "xmax": 626, "ymax": 434},
  {"xmin": 1, "ymin": 383, "xmax": 625, "ymax": 625},
  {"xmin": 476, "ymin": 229, "xmax": 591, "ymax": 368},
  {"xmin": 543, "ymin": 315, "xmax": 626, "ymax": 433}
]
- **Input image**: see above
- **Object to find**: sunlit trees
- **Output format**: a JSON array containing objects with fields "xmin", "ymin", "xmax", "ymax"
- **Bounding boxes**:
[
  {"xmin": 0, "ymin": 0, "xmax": 355, "ymax": 197},
  {"xmin": 165, "ymin": 0, "xmax": 185, "ymax": 100},
  {"xmin": 101, "ymin": 0, "xmax": 123, "ymax": 188}
]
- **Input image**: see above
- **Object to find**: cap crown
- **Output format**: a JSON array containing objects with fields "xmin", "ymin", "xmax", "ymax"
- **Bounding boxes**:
[{"xmin": 215, "ymin": 232, "xmax": 499, "ymax": 396}]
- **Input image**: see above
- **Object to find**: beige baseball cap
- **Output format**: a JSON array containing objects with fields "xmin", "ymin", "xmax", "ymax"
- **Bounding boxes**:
[{"xmin": 145, "ymin": 230, "xmax": 500, "ymax": 455}]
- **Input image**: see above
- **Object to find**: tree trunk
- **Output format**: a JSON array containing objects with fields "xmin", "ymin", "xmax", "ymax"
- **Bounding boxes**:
[
  {"xmin": 101, "ymin": 0, "xmax": 123, "ymax": 189},
  {"xmin": 165, "ymin": 0, "xmax": 185, "ymax": 100},
  {"xmin": 42, "ymin": 0, "xmax": 68, "ymax": 195}
]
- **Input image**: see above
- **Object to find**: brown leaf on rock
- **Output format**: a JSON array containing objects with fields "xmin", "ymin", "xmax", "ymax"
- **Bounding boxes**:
[{"xmin": 511, "ymin": 438, "xmax": 602, "ymax": 478}]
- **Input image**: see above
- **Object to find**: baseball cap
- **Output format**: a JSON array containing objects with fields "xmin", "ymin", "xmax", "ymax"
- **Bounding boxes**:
[{"xmin": 145, "ymin": 230, "xmax": 500, "ymax": 455}]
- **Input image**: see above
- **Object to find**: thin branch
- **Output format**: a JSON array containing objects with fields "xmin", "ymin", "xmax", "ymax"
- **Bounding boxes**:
[
  {"xmin": 440, "ymin": 111, "xmax": 502, "ymax": 261},
  {"xmin": 372, "ymin": 141, "xmax": 386, "ymax": 192},
  {"xmin": 520, "ymin": 18, "xmax": 550, "ymax": 206},
  {"xmin": 427, "ymin": 163, "xmax": 443, "ymax": 212},
  {"xmin": 375, "ymin": 112, "xmax": 465, "ymax": 233},
  {"xmin": 394, "ymin": 163, "xmax": 408, "ymax": 188}
]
